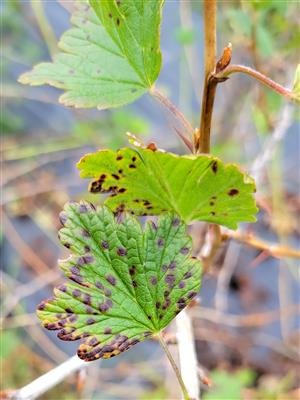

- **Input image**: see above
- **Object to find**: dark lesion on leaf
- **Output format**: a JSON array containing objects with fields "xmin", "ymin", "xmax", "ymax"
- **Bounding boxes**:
[
  {"xmin": 117, "ymin": 247, "xmax": 127, "ymax": 256},
  {"xmin": 211, "ymin": 160, "xmax": 218, "ymax": 174},
  {"xmin": 228, "ymin": 188, "xmax": 239, "ymax": 196},
  {"xmin": 129, "ymin": 265, "xmax": 136, "ymax": 276},
  {"xmin": 157, "ymin": 237, "xmax": 164, "ymax": 247}
]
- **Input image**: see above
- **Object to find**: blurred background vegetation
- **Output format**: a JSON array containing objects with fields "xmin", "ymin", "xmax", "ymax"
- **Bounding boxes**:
[{"xmin": 1, "ymin": 0, "xmax": 299, "ymax": 399}]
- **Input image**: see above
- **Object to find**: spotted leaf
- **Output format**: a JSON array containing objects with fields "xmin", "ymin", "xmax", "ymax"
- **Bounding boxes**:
[
  {"xmin": 37, "ymin": 202, "xmax": 201, "ymax": 361},
  {"xmin": 77, "ymin": 143, "xmax": 258, "ymax": 230},
  {"xmin": 18, "ymin": 0, "xmax": 164, "ymax": 109}
]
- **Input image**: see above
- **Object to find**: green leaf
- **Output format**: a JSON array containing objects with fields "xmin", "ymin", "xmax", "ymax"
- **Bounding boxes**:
[
  {"xmin": 18, "ymin": 0, "xmax": 164, "ymax": 109},
  {"xmin": 203, "ymin": 369, "xmax": 255, "ymax": 400},
  {"xmin": 77, "ymin": 141, "xmax": 258, "ymax": 230},
  {"xmin": 37, "ymin": 202, "xmax": 201, "ymax": 361},
  {"xmin": 292, "ymin": 64, "xmax": 300, "ymax": 103}
]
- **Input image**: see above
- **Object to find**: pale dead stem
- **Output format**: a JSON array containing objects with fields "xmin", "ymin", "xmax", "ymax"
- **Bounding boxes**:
[
  {"xmin": 192, "ymin": 303, "xmax": 300, "ymax": 328},
  {"xmin": 30, "ymin": 0, "xmax": 58, "ymax": 58},
  {"xmin": 193, "ymin": 325, "xmax": 300, "ymax": 362},
  {"xmin": 10, "ymin": 356, "xmax": 87, "ymax": 400},
  {"xmin": 222, "ymin": 230, "xmax": 300, "ymax": 259}
]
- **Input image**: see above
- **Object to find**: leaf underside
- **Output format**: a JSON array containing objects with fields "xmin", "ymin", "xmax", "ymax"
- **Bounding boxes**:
[
  {"xmin": 37, "ymin": 202, "xmax": 201, "ymax": 361},
  {"xmin": 18, "ymin": 0, "xmax": 164, "ymax": 109},
  {"xmin": 77, "ymin": 143, "xmax": 258, "ymax": 230}
]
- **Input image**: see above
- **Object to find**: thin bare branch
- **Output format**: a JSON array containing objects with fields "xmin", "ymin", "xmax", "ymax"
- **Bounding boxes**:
[
  {"xmin": 222, "ymin": 230, "xmax": 300, "ymax": 259},
  {"xmin": 150, "ymin": 87, "xmax": 194, "ymax": 151},
  {"xmin": 215, "ymin": 64, "xmax": 298, "ymax": 104}
]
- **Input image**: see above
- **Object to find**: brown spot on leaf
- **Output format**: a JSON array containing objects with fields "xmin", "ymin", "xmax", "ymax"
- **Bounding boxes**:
[
  {"xmin": 187, "ymin": 291, "xmax": 197, "ymax": 299},
  {"xmin": 129, "ymin": 164, "xmax": 136, "ymax": 169},
  {"xmin": 228, "ymin": 188, "xmax": 239, "ymax": 196},
  {"xmin": 180, "ymin": 247, "xmax": 189, "ymax": 255},
  {"xmin": 106, "ymin": 275, "xmax": 116, "ymax": 286},
  {"xmin": 150, "ymin": 276, "xmax": 157, "ymax": 285},
  {"xmin": 70, "ymin": 266, "xmax": 80, "ymax": 275},
  {"xmin": 157, "ymin": 238, "xmax": 164, "ymax": 247},
  {"xmin": 83, "ymin": 294, "xmax": 92, "ymax": 305},
  {"xmin": 98, "ymin": 303, "xmax": 109, "ymax": 312},
  {"xmin": 169, "ymin": 261, "xmax": 176, "ymax": 270},
  {"xmin": 82, "ymin": 229, "xmax": 90, "ymax": 238},
  {"xmin": 58, "ymin": 285, "xmax": 67, "ymax": 292},
  {"xmin": 96, "ymin": 281, "xmax": 104, "ymax": 290},
  {"xmin": 59, "ymin": 212, "xmax": 67, "ymax": 226},
  {"xmin": 101, "ymin": 241, "xmax": 109, "ymax": 250},
  {"xmin": 129, "ymin": 266, "xmax": 136, "ymax": 276},
  {"xmin": 37, "ymin": 302, "xmax": 45, "ymax": 311},
  {"xmin": 162, "ymin": 264, "xmax": 168, "ymax": 272},
  {"xmin": 184, "ymin": 271, "xmax": 192, "ymax": 279},
  {"xmin": 172, "ymin": 217, "xmax": 180, "ymax": 227},
  {"xmin": 117, "ymin": 247, "xmax": 127, "ymax": 256},
  {"xmin": 211, "ymin": 161, "xmax": 218, "ymax": 174},
  {"xmin": 72, "ymin": 289, "xmax": 82, "ymax": 298},
  {"xmin": 89, "ymin": 337, "xmax": 99, "ymax": 346},
  {"xmin": 104, "ymin": 327, "xmax": 112, "ymax": 334}
]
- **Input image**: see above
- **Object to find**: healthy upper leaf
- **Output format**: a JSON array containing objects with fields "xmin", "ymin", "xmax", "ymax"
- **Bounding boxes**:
[
  {"xmin": 18, "ymin": 0, "xmax": 164, "ymax": 109},
  {"xmin": 77, "ymin": 142, "xmax": 258, "ymax": 230},
  {"xmin": 37, "ymin": 202, "xmax": 201, "ymax": 361},
  {"xmin": 292, "ymin": 64, "xmax": 300, "ymax": 104}
]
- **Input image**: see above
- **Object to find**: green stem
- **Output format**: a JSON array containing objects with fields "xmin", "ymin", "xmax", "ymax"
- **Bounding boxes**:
[
  {"xmin": 157, "ymin": 332, "xmax": 191, "ymax": 400},
  {"xmin": 31, "ymin": 0, "xmax": 58, "ymax": 58},
  {"xmin": 215, "ymin": 64, "xmax": 298, "ymax": 103}
]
